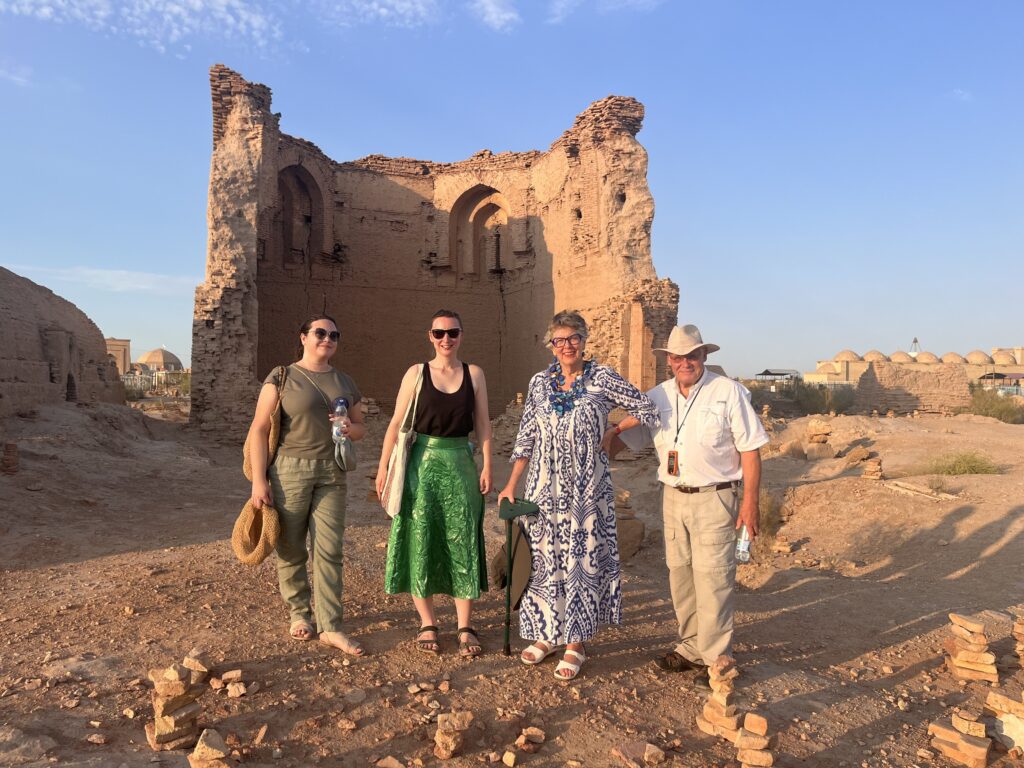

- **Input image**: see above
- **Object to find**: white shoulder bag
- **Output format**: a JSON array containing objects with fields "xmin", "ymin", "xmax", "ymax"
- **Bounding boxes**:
[{"xmin": 381, "ymin": 364, "xmax": 424, "ymax": 518}]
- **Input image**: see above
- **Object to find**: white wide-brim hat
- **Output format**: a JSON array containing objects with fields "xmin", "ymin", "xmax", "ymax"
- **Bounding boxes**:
[{"xmin": 654, "ymin": 324, "xmax": 720, "ymax": 356}]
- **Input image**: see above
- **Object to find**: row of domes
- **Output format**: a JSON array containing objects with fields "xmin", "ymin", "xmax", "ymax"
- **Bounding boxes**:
[{"xmin": 833, "ymin": 349, "xmax": 1016, "ymax": 365}]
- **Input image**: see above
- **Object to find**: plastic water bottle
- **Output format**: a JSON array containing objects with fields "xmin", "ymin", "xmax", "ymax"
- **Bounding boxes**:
[
  {"xmin": 331, "ymin": 397, "xmax": 349, "ymax": 444},
  {"xmin": 735, "ymin": 525, "xmax": 751, "ymax": 564}
]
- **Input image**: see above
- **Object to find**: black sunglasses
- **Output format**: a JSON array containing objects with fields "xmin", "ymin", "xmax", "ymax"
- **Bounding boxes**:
[
  {"xmin": 430, "ymin": 328, "xmax": 462, "ymax": 339},
  {"xmin": 312, "ymin": 328, "xmax": 340, "ymax": 342}
]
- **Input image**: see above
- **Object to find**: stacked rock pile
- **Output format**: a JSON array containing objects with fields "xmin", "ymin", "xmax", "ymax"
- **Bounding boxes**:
[
  {"xmin": 926, "ymin": 709, "xmax": 991, "ymax": 768},
  {"xmin": 695, "ymin": 657, "xmax": 743, "ymax": 742},
  {"xmin": 1, "ymin": 443, "xmax": 17, "ymax": 474},
  {"xmin": 862, "ymin": 458, "xmax": 883, "ymax": 480},
  {"xmin": 433, "ymin": 710, "xmax": 474, "ymax": 760},
  {"xmin": 1012, "ymin": 615, "xmax": 1024, "ymax": 664},
  {"xmin": 735, "ymin": 712, "xmax": 773, "ymax": 767},
  {"xmin": 985, "ymin": 690, "xmax": 1024, "ymax": 757},
  {"xmin": 145, "ymin": 649, "xmax": 210, "ymax": 752},
  {"xmin": 188, "ymin": 729, "xmax": 233, "ymax": 768},
  {"xmin": 944, "ymin": 614, "xmax": 998, "ymax": 684},
  {"xmin": 803, "ymin": 419, "xmax": 835, "ymax": 461}
]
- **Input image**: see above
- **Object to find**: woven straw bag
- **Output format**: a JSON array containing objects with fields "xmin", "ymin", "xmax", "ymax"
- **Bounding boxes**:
[
  {"xmin": 242, "ymin": 365, "xmax": 288, "ymax": 481},
  {"xmin": 231, "ymin": 500, "xmax": 281, "ymax": 566},
  {"xmin": 381, "ymin": 364, "xmax": 424, "ymax": 518}
]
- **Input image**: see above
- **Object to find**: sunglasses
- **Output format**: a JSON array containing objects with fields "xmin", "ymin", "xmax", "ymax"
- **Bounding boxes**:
[
  {"xmin": 430, "ymin": 328, "xmax": 462, "ymax": 339},
  {"xmin": 311, "ymin": 328, "xmax": 340, "ymax": 342},
  {"xmin": 551, "ymin": 333, "xmax": 585, "ymax": 349}
]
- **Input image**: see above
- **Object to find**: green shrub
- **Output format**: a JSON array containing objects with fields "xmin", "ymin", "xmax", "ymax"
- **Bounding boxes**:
[
  {"xmin": 965, "ymin": 388, "xmax": 1024, "ymax": 424},
  {"xmin": 791, "ymin": 382, "xmax": 855, "ymax": 416},
  {"xmin": 924, "ymin": 451, "xmax": 999, "ymax": 476}
]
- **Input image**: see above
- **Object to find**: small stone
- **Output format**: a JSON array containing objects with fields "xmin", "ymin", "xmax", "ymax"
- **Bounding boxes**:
[
  {"xmin": 337, "ymin": 718, "xmax": 358, "ymax": 731},
  {"xmin": 521, "ymin": 726, "xmax": 545, "ymax": 744},
  {"xmin": 226, "ymin": 682, "xmax": 247, "ymax": 698},
  {"xmin": 744, "ymin": 712, "xmax": 769, "ymax": 736},
  {"xmin": 254, "ymin": 724, "xmax": 269, "ymax": 744},
  {"xmin": 123, "ymin": 708, "xmax": 136, "ymax": 719},
  {"xmin": 220, "ymin": 669, "xmax": 243, "ymax": 683},
  {"xmin": 502, "ymin": 750, "xmax": 516, "ymax": 766},
  {"xmin": 192, "ymin": 729, "xmax": 229, "ymax": 761},
  {"xmin": 85, "ymin": 733, "xmax": 107, "ymax": 745}
]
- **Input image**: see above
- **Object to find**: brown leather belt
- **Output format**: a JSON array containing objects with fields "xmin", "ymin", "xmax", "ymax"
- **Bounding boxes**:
[{"xmin": 675, "ymin": 481, "xmax": 738, "ymax": 495}]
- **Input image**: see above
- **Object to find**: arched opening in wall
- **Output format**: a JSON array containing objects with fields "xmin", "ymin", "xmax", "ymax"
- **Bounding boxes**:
[
  {"xmin": 271, "ymin": 165, "xmax": 325, "ymax": 270},
  {"xmin": 449, "ymin": 185, "xmax": 510, "ymax": 277},
  {"xmin": 66, "ymin": 374, "xmax": 77, "ymax": 402},
  {"xmin": 256, "ymin": 164, "xmax": 326, "ymax": 380}
]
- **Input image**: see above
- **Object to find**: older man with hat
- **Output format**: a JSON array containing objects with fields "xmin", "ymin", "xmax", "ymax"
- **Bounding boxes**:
[{"xmin": 613, "ymin": 324, "xmax": 768, "ymax": 682}]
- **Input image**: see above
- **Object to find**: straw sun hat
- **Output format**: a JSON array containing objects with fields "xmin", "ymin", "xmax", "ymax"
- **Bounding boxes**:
[
  {"xmin": 653, "ymin": 324, "xmax": 720, "ymax": 356},
  {"xmin": 231, "ymin": 500, "xmax": 281, "ymax": 566}
]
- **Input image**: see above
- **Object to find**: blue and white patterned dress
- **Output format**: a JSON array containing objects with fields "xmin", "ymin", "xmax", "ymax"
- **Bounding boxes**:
[{"xmin": 511, "ymin": 364, "xmax": 659, "ymax": 644}]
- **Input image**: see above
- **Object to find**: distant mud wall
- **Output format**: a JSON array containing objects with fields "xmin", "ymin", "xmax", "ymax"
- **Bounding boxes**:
[
  {"xmin": 853, "ymin": 362, "xmax": 972, "ymax": 414},
  {"xmin": 192, "ymin": 65, "xmax": 678, "ymax": 439},
  {"xmin": 0, "ymin": 267, "xmax": 124, "ymax": 418}
]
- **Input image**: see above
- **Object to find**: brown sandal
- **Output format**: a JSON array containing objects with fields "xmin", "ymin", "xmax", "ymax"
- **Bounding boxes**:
[
  {"xmin": 416, "ymin": 625, "xmax": 440, "ymax": 655},
  {"xmin": 458, "ymin": 627, "xmax": 482, "ymax": 658}
]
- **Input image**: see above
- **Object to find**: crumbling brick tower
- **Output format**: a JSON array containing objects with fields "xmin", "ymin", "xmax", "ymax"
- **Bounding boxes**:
[{"xmin": 192, "ymin": 65, "xmax": 679, "ymax": 438}]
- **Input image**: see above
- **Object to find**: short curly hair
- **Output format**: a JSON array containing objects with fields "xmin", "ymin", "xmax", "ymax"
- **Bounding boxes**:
[{"xmin": 544, "ymin": 310, "xmax": 589, "ymax": 345}]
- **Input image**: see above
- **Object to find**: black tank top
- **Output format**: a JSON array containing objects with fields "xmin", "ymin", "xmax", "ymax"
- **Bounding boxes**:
[{"xmin": 413, "ymin": 362, "xmax": 476, "ymax": 437}]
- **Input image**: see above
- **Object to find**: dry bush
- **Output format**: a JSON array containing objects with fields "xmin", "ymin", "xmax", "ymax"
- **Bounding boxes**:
[
  {"xmin": 751, "ymin": 488, "xmax": 783, "ymax": 558},
  {"xmin": 965, "ymin": 388, "xmax": 1024, "ymax": 424},
  {"xmin": 924, "ymin": 451, "xmax": 999, "ymax": 476}
]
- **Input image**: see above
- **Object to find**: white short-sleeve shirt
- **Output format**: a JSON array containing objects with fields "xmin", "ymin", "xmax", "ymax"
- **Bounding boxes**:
[{"xmin": 619, "ymin": 369, "xmax": 768, "ymax": 488}]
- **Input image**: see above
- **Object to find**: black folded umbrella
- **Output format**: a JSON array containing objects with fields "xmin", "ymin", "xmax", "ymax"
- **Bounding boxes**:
[{"xmin": 499, "ymin": 497, "xmax": 539, "ymax": 655}]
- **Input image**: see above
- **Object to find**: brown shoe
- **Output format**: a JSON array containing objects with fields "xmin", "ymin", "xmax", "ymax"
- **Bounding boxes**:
[{"xmin": 652, "ymin": 651, "xmax": 705, "ymax": 673}]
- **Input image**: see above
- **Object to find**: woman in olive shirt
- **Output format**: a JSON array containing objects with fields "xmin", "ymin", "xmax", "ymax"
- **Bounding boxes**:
[{"xmin": 247, "ymin": 314, "xmax": 367, "ymax": 656}]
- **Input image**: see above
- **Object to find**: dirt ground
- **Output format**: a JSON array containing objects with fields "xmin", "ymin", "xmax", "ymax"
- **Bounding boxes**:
[{"xmin": 1, "ymin": 400, "xmax": 1022, "ymax": 767}]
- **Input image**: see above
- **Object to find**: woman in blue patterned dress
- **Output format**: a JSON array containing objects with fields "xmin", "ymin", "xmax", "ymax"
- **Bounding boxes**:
[{"xmin": 497, "ymin": 310, "xmax": 659, "ymax": 679}]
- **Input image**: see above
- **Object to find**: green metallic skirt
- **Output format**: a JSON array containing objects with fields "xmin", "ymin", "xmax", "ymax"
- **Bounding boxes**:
[{"xmin": 384, "ymin": 435, "xmax": 488, "ymax": 599}]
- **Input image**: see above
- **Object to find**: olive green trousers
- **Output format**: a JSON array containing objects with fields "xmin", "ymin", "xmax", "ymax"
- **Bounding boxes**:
[{"xmin": 268, "ymin": 454, "xmax": 348, "ymax": 633}]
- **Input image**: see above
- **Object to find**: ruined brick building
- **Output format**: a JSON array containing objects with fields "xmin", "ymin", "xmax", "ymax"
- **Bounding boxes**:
[
  {"xmin": 0, "ymin": 267, "xmax": 124, "ymax": 418},
  {"xmin": 192, "ymin": 65, "xmax": 678, "ymax": 438}
]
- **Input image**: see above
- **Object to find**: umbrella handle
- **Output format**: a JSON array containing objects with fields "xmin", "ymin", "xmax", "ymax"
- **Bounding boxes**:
[{"xmin": 503, "ymin": 519, "xmax": 513, "ymax": 656}]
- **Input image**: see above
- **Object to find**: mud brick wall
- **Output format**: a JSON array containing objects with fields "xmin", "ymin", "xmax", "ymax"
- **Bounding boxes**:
[
  {"xmin": 192, "ymin": 66, "xmax": 679, "ymax": 440},
  {"xmin": 853, "ymin": 362, "xmax": 972, "ymax": 414},
  {"xmin": 0, "ymin": 267, "xmax": 124, "ymax": 418}
]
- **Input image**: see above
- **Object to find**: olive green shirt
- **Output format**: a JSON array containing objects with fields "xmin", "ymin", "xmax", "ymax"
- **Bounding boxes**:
[{"xmin": 265, "ymin": 364, "xmax": 362, "ymax": 460}]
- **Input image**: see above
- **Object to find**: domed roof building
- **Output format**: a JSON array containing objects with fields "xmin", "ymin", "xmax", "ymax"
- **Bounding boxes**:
[
  {"xmin": 834, "ymin": 350, "xmax": 862, "ymax": 362},
  {"xmin": 916, "ymin": 351, "xmax": 940, "ymax": 363},
  {"xmin": 863, "ymin": 350, "xmax": 888, "ymax": 362},
  {"xmin": 966, "ymin": 350, "xmax": 994, "ymax": 365},
  {"xmin": 138, "ymin": 347, "xmax": 184, "ymax": 372},
  {"xmin": 890, "ymin": 351, "xmax": 914, "ymax": 363},
  {"xmin": 992, "ymin": 351, "xmax": 1016, "ymax": 365},
  {"xmin": 941, "ymin": 352, "xmax": 966, "ymax": 364}
]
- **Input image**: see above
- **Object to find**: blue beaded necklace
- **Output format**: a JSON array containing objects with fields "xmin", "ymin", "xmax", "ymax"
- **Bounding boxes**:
[{"xmin": 548, "ymin": 359, "xmax": 594, "ymax": 415}]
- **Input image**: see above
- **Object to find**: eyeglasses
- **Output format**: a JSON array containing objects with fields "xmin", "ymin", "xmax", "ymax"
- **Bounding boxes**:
[
  {"xmin": 312, "ymin": 328, "xmax": 340, "ymax": 342},
  {"xmin": 551, "ymin": 334, "xmax": 585, "ymax": 349},
  {"xmin": 430, "ymin": 328, "xmax": 462, "ymax": 339}
]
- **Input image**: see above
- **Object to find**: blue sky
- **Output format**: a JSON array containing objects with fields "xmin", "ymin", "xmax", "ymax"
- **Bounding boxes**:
[{"xmin": 2, "ymin": 1, "xmax": 1022, "ymax": 378}]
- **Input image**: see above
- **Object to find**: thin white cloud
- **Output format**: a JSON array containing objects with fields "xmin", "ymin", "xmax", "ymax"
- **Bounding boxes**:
[
  {"xmin": 547, "ymin": 0, "xmax": 661, "ymax": 23},
  {"xmin": 469, "ymin": 0, "xmax": 519, "ymax": 30},
  {"xmin": 0, "ymin": 62, "xmax": 32, "ymax": 87},
  {"xmin": 4, "ymin": 264, "xmax": 199, "ymax": 297},
  {"xmin": 949, "ymin": 88, "xmax": 973, "ymax": 103},
  {"xmin": 547, "ymin": 0, "xmax": 581, "ymax": 23},
  {"xmin": 598, "ymin": 0, "xmax": 663, "ymax": 10},
  {"xmin": 0, "ymin": 0, "xmax": 282, "ymax": 51},
  {"xmin": 314, "ymin": 0, "xmax": 439, "ymax": 27}
]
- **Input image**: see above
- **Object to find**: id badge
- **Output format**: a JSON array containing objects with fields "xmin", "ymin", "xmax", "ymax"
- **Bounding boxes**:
[{"xmin": 666, "ymin": 450, "xmax": 679, "ymax": 476}]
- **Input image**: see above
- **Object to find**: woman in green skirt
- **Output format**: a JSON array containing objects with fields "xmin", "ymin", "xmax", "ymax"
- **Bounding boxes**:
[{"xmin": 375, "ymin": 309, "xmax": 492, "ymax": 656}]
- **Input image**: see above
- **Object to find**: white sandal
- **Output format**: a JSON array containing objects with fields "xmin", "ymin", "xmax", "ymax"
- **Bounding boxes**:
[
  {"xmin": 520, "ymin": 641, "xmax": 556, "ymax": 666},
  {"xmin": 554, "ymin": 647, "xmax": 586, "ymax": 680}
]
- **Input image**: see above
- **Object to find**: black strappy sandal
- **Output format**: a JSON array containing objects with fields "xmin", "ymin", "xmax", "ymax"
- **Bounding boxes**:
[
  {"xmin": 457, "ymin": 626, "xmax": 482, "ymax": 658},
  {"xmin": 415, "ymin": 625, "xmax": 440, "ymax": 655}
]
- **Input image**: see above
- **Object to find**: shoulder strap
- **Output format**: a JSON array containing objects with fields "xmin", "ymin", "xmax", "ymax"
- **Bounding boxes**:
[
  {"xmin": 402, "ymin": 365, "xmax": 425, "ymax": 430},
  {"xmin": 292, "ymin": 365, "xmax": 333, "ymax": 410}
]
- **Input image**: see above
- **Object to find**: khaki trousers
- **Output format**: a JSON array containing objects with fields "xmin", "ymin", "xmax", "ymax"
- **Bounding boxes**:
[
  {"xmin": 268, "ymin": 454, "xmax": 348, "ymax": 633},
  {"xmin": 662, "ymin": 485, "xmax": 738, "ymax": 665}
]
